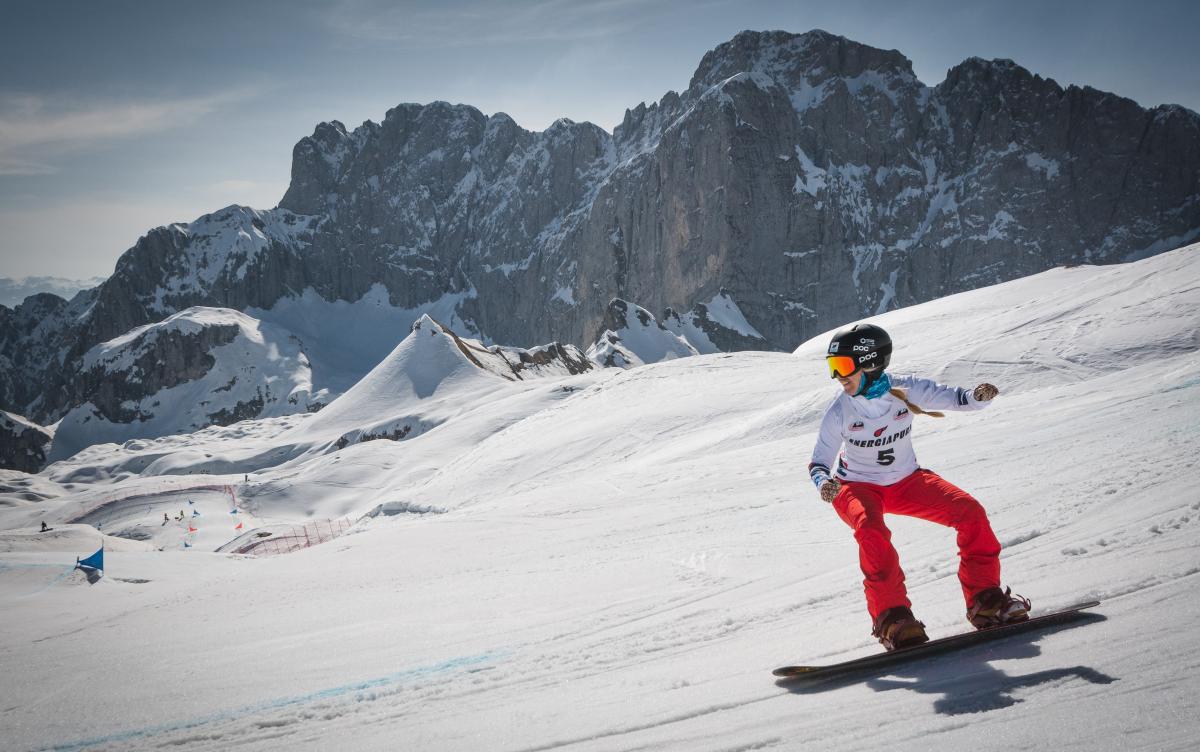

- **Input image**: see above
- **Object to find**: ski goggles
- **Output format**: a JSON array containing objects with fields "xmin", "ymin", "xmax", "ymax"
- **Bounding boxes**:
[{"xmin": 826, "ymin": 355, "xmax": 860, "ymax": 379}]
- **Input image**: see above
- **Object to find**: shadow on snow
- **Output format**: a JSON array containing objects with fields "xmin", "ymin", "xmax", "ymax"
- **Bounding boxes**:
[{"xmin": 777, "ymin": 613, "xmax": 1115, "ymax": 715}]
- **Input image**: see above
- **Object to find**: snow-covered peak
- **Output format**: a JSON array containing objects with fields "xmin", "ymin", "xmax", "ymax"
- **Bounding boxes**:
[
  {"xmin": 410, "ymin": 312, "xmax": 443, "ymax": 335},
  {"xmin": 607, "ymin": 27, "xmax": 930, "ymax": 164},
  {"xmin": 120, "ymin": 206, "xmax": 318, "ymax": 315},
  {"xmin": 688, "ymin": 29, "xmax": 920, "ymax": 98},
  {"xmin": 348, "ymin": 315, "xmax": 485, "ymax": 399},
  {"xmin": 294, "ymin": 314, "xmax": 592, "ymax": 451},
  {"xmin": 937, "ymin": 55, "xmax": 1065, "ymax": 106},
  {"xmin": 587, "ymin": 299, "xmax": 699, "ymax": 368},
  {"xmin": 298, "ymin": 316, "xmax": 511, "ymax": 444},
  {"xmin": 955, "ymin": 56, "xmax": 1028, "ymax": 75}
]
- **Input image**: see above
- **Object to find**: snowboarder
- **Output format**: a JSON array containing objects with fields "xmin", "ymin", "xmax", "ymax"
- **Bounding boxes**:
[
  {"xmin": 163, "ymin": 512, "xmax": 169, "ymax": 525},
  {"xmin": 809, "ymin": 323, "xmax": 1030, "ymax": 651},
  {"xmin": 40, "ymin": 521, "xmax": 49, "ymax": 532}
]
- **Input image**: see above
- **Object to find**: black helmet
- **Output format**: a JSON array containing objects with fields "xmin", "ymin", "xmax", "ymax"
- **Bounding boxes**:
[{"xmin": 826, "ymin": 323, "xmax": 892, "ymax": 378}]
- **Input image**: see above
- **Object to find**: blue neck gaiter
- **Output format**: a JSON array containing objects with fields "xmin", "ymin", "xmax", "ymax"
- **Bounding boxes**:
[{"xmin": 858, "ymin": 371, "xmax": 892, "ymax": 399}]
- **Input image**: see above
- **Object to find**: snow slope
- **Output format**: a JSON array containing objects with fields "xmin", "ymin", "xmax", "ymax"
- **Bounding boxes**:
[
  {"xmin": 0, "ymin": 245, "xmax": 1198, "ymax": 751},
  {"xmin": 290, "ymin": 313, "xmax": 595, "ymax": 451}
]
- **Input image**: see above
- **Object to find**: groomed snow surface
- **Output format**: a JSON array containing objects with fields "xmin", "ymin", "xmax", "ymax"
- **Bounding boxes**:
[{"xmin": 2, "ymin": 244, "xmax": 1199, "ymax": 751}]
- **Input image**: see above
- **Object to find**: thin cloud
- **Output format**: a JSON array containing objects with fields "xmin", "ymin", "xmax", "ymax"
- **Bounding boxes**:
[
  {"xmin": 319, "ymin": 0, "xmax": 668, "ymax": 45},
  {"xmin": 0, "ymin": 156, "xmax": 58, "ymax": 176},
  {"xmin": 0, "ymin": 87, "xmax": 262, "ymax": 176}
]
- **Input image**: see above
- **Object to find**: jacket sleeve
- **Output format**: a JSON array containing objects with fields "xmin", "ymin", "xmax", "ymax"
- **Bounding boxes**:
[
  {"xmin": 894, "ymin": 374, "xmax": 989, "ymax": 412},
  {"xmin": 808, "ymin": 399, "xmax": 844, "ymax": 488}
]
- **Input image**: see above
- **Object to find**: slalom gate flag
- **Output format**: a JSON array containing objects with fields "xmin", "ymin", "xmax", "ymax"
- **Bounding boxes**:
[
  {"xmin": 230, "ymin": 509, "xmax": 238, "ymax": 514},
  {"xmin": 188, "ymin": 500, "xmax": 194, "ymax": 505},
  {"xmin": 184, "ymin": 541, "xmax": 192, "ymax": 548},
  {"xmin": 76, "ymin": 545, "xmax": 104, "ymax": 572},
  {"xmin": 235, "ymin": 522, "xmax": 243, "ymax": 530},
  {"xmin": 188, "ymin": 526, "xmax": 198, "ymax": 533},
  {"xmin": 193, "ymin": 510, "xmax": 200, "ymax": 517}
]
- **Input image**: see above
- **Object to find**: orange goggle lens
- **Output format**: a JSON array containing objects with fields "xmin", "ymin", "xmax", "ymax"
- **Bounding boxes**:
[{"xmin": 826, "ymin": 355, "xmax": 859, "ymax": 379}]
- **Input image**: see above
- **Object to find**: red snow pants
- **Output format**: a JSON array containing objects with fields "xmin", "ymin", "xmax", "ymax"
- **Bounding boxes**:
[{"xmin": 832, "ymin": 469, "xmax": 1002, "ymax": 622}]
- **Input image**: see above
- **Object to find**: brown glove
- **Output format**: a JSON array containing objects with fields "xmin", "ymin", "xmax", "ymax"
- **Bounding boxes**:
[
  {"xmin": 973, "ymin": 383, "xmax": 999, "ymax": 401},
  {"xmin": 819, "ymin": 479, "xmax": 842, "ymax": 504}
]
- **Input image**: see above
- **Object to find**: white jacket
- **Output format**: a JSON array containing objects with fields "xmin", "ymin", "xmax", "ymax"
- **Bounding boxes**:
[{"xmin": 808, "ymin": 374, "xmax": 989, "ymax": 487}]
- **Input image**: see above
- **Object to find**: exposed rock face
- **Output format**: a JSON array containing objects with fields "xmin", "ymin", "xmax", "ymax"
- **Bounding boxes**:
[
  {"xmin": 0, "ymin": 411, "xmax": 52, "ymax": 474},
  {"xmin": 73, "ymin": 323, "xmax": 236, "ymax": 426},
  {"xmin": 0, "ymin": 291, "xmax": 93, "ymax": 419},
  {"xmin": 587, "ymin": 299, "xmax": 699, "ymax": 368},
  {"xmin": 3, "ymin": 29, "xmax": 1199, "ymax": 425},
  {"xmin": 663, "ymin": 290, "xmax": 770, "ymax": 354},
  {"xmin": 500, "ymin": 342, "xmax": 594, "ymax": 379},
  {"xmin": 48, "ymin": 307, "xmax": 322, "ymax": 462}
]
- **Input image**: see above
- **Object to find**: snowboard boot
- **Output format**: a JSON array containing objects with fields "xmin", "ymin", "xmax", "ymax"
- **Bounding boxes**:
[
  {"xmin": 967, "ymin": 586, "xmax": 1031, "ymax": 629},
  {"xmin": 872, "ymin": 606, "xmax": 929, "ymax": 651}
]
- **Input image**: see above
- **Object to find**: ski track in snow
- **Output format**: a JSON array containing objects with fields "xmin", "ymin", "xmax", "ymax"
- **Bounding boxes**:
[{"xmin": 34, "ymin": 651, "xmax": 506, "ymax": 752}]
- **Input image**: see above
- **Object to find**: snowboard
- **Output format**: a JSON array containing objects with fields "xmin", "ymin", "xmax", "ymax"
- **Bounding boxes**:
[{"xmin": 773, "ymin": 600, "xmax": 1100, "ymax": 681}]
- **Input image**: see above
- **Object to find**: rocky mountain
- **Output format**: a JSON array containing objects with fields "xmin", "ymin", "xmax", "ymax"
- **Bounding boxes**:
[
  {"xmin": 3, "ymin": 28, "xmax": 1199, "ymax": 432},
  {"xmin": 0, "ymin": 411, "xmax": 52, "ymax": 474},
  {"xmin": 39, "ymin": 306, "xmax": 591, "ymax": 465},
  {"xmin": 48, "ymin": 307, "xmax": 325, "ymax": 462},
  {"xmin": 662, "ymin": 289, "xmax": 771, "ymax": 354},
  {"xmin": 587, "ymin": 299, "xmax": 700, "ymax": 368}
]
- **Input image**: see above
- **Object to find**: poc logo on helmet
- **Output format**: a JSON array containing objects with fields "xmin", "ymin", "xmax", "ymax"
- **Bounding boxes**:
[
  {"xmin": 859, "ymin": 338, "xmax": 875, "ymax": 346},
  {"xmin": 861, "ymin": 352, "xmax": 878, "ymax": 362},
  {"xmin": 852, "ymin": 345, "xmax": 870, "ymax": 352}
]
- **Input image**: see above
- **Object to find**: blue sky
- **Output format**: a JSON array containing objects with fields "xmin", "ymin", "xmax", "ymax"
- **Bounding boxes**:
[{"xmin": 1, "ymin": 0, "xmax": 1196, "ymax": 280}]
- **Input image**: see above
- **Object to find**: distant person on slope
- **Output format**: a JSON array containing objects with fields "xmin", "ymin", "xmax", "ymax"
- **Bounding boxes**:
[{"xmin": 809, "ymin": 323, "xmax": 1030, "ymax": 651}]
